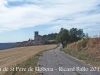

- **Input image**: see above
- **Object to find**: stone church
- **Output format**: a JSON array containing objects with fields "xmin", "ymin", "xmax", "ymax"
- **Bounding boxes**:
[
  {"xmin": 33, "ymin": 31, "xmax": 44, "ymax": 45},
  {"xmin": 16, "ymin": 31, "xmax": 45, "ymax": 47}
]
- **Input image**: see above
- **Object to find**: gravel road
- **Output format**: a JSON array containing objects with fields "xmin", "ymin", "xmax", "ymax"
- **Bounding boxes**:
[{"xmin": 37, "ymin": 44, "xmax": 100, "ymax": 75}]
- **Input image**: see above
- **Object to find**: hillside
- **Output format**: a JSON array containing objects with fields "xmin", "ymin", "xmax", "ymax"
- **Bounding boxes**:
[{"xmin": 63, "ymin": 37, "xmax": 100, "ymax": 66}]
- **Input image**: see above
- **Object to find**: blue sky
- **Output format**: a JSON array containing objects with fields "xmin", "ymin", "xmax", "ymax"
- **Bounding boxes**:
[{"xmin": 0, "ymin": 0, "xmax": 100, "ymax": 43}]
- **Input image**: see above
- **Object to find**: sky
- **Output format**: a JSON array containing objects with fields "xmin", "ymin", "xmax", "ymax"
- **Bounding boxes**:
[{"xmin": 0, "ymin": 0, "xmax": 100, "ymax": 43}]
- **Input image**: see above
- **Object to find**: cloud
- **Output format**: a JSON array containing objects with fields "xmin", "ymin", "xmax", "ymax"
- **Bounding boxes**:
[
  {"xmin": 88, "ymin": 28, "xmax": 100, "ymax": 32},
  {"xmin": 0, "ymin": 0, "xmax": 100, "ymax": 35},
  {"xmin": 8, "ymin": 0, "xmax": 23, "ymax": 2}
]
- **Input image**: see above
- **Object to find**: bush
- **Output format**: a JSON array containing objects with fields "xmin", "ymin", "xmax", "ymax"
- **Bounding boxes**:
[{"xmin": 78, "ymin": 38, "xmax": 89, "ymax": 50}]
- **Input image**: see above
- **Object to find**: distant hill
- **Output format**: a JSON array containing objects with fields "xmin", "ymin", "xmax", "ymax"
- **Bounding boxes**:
[{"xmin": 0, "ymin": 43, "xmax": 17, "ymax": 50}]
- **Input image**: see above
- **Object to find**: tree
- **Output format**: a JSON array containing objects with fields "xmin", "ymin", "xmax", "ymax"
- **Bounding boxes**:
[
  {"xmin": 56, "ymin": 28, "xmax": 69, "ymax": 48},
  {"xmin": 43, "ymin": 33, "xmax": 58, "ymax": 40},
  {"xmin": 69, "ymin": 28, "xmax": 85, "ymax": 42},
  {"xmin": 69, "ymin": 28, "xmax": 77, "ymax": 42},
  {"xmin": 56, "ymin": 28, "xmax": 85, "ymax": 48},
  {"xmin": 77, "ymin": 29, "xmax": 85, "ymax": 39}
]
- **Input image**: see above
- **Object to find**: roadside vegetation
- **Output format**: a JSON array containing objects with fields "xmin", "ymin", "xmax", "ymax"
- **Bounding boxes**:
[
  {"xmin": 56, "ymin": 28, "xmax": 85, "ymax": 48},
  {"xmin": 56, "ymin": 28, "xmax": 100, "ymax": 67},
  {"xmin": 4, "ymin": 50, "xmax": 44, "ymax": 75},
  {"xmin": 61, "ymin": 37, "xmax": 100, "ymax": 66}
]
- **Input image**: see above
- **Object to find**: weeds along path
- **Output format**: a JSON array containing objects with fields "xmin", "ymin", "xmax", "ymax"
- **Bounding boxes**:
[{"xmin": 0, "ymin": 44, "xmax": 57, "ymax": 74}]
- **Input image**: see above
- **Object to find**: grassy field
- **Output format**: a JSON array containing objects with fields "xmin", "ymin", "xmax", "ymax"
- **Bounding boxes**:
[{"xmin": 0, "ymin": 44, "xmax": 57, "ymax": 75}]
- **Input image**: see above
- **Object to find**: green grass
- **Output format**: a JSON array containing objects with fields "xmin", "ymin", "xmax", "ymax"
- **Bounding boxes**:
[{"xmin": 35, "ymin": 51, "xmax": 44, "ymax": 57}]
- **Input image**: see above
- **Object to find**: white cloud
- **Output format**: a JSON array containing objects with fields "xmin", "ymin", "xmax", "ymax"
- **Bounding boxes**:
[
  {"xmin": 7, "ymin": 0, "xmax": 23, "ymax": 2},
  {"xmin": 0, "ymin": 0, "xmax": 100, "ymax": 34}
]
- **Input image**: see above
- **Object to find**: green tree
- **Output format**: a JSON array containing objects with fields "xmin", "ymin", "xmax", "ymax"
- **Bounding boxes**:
[
  {"xmin": 56, "ymin": 28, "xmax": 69, "ymax": 48},
  {"xmin": 56, "ymin": 28, "xmax": 85, "ymax": 48},
  {"xmin": 69, "ymin": 28, "xmax": 85, "ymax": 42},
  {"xmin": 43, "ymin": 33, "xmax": 58, "ymax": 40}
]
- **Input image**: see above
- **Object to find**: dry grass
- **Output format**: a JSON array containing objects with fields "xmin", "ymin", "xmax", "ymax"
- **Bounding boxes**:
[
  {"xmin": 0, "ymin": 44, "xmax": 57, "ymax": 74},
  {"xmin": 64, "ymin": 37, "xmax": 100, "ymax": 66}
]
